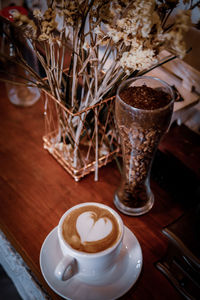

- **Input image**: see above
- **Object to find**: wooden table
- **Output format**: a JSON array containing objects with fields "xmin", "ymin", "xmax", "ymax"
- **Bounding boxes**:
[{"xmin": 0, "ymin": 81, "xmax": 199, "ymax": 300}]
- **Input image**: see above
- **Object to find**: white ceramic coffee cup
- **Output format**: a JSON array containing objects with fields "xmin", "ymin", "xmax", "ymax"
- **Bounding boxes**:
[{"xmin": 55, "ymin": 202, "xmax": 124, "ymax": 281}]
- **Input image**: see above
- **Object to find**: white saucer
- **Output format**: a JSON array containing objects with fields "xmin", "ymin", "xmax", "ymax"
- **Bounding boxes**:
[{"xmin": 40, "ymin": 226, "xmax": 142, "ymax": 300}]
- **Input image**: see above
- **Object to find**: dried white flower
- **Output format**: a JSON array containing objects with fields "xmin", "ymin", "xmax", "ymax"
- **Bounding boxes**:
[
  {"xmin": 120, "ymin": 47, "xmax": 157, "ymax": 73},
  {"xmin": 13, "ymin": 13, "xmax": 37, "ymax": 39},
  {"xmin": 33, "ymin": 9, "xmax": 42, "ymax": 20},
  {"xmin": 163, "ymin": 10, "xmax": 191, "ymax": 58}
]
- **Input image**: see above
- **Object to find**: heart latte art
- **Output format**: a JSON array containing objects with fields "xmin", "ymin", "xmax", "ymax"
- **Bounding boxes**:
[
  {"xmin": 62, "ymin": 205, "xmax": 120, "ymax": 253},
  {"xmin": 76, "ymin": 212, "xmax": 112, "ymax": 243}
]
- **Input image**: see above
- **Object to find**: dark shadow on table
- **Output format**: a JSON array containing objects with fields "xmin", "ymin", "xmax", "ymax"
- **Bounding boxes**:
[{"xmin": 151, "ymin": 149, "xmax": 200, "ymax": 210}]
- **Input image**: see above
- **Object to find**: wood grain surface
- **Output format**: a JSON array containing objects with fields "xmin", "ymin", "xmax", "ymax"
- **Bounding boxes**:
[{"xmin": 0, "ymin": 81, "xmax": 199, "ymax": 300}]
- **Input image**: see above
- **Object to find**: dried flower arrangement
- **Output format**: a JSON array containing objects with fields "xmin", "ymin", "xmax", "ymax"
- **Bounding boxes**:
[{"xmin": 0, "ymin": 0, "xmax": 199, "ymax": 180}]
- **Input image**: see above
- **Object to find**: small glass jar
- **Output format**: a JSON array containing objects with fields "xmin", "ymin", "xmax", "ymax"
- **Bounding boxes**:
[
  {"xmin": 114, "ymin": 76, "xmax": 174, "ymax": 216},
  {"xmin": 1, "ymin": 6, "xmax": 41, "ymax": 107},
  {"xmin": 6, "ymin": 43, "xmax": 40, "ymax": 107}
]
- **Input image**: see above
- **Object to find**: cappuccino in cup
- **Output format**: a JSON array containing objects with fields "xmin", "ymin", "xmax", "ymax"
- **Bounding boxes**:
[
  {"xmin": 62, "ymin": 204, "xmax": 121, "ymax": 253},
  {"xmin": 55, "ymin": 202, "xmax": 124, "ymax": 281}
]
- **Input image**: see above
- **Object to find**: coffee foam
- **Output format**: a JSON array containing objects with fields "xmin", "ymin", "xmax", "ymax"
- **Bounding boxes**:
[
  {"xmin": 62, "ymin": 205, "xmax": 120, "ymax": 253},
  {"xmin": 76, "ymin": 211, "xmax": 113, "ymax": 243}
]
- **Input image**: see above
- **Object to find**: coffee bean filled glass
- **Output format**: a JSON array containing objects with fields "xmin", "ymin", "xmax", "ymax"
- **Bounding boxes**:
[{"xmin": 114, "ymin": 76, "xmax": 174, "ymax": 216}]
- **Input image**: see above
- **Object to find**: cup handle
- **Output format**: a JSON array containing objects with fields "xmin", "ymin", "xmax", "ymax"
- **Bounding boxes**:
[{"xmin": 55, "ymin": 255, "xmax": 76, "ymax": 281}]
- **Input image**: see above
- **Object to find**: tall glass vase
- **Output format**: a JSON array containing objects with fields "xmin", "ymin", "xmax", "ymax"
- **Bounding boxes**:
[{"xmin": 114, "ymin": 76, "xmax": 174, "ymax": 216}]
